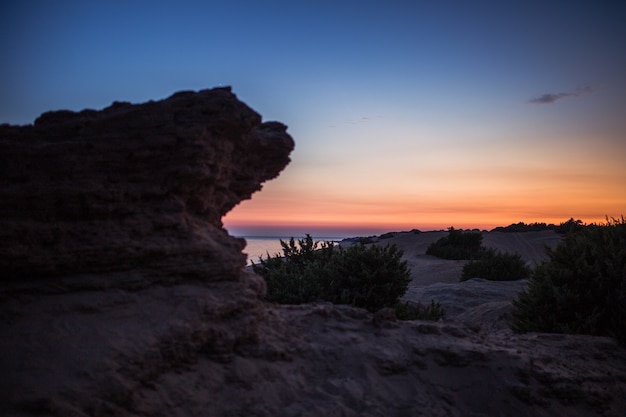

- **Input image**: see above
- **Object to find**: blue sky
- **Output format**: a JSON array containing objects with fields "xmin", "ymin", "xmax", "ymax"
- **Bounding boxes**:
[{"xmin": 2, "ymin": 1, "xmax": 625, "ymax": 235}]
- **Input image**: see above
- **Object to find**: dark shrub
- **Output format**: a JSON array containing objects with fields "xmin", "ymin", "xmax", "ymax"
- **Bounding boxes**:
[
  {"xmin": 358, "ymin": 236, "xmax": 376, "ymax": 244},
  {"xmin": 491, "ymin": 222, "xmax": 551, "ymax": 233},
  {"xmin": 553, "ymin": 217, "xmax": 586, "ymax": 234},
  {"xmin": 394, "ymin": 300, "xmax": 446, "ymax": 321},
  {"xmin": 343, "ymin": 236, "xmax": 376, "ymax": 244},
  {"xmin": 426, "ymin": 227, "xmax": 484, "ymax": 260},
  {"xmin": 461, "ymin": 249, "xmax": 531, "ymax": 281},
  {"xmin": 252, "ymin": 236, "xmax": 335, "ymax": 305},
  {"xmin": 510, "ymin": 217, "xmax": 626, "ymax": 345},
  {"xmin": 253, "ymin": 235, "xmax": 416, "ymax": 314},
  {"xmin": 320, "ymin": 242, "xmax": 411, "ymax": 311},
  {"xmin": 490, "ymin": 218, "xmax": 587, "ymax": 233}
]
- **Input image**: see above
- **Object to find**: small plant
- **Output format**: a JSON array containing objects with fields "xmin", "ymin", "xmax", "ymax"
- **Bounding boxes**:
[
  {"xmin": 394, "ymin": 300, "xmax": 446, "ymax": 321},
  {"xmin": 426, "ymin": 227, "xmax": 484, "ymax": 260},
  {"xmin": 511, "ymin": 217, "xmax": 626, "ymax": 345},
  {"xmin": 461, "ymin": 249, "xmax": 531, "ymax": 281}
]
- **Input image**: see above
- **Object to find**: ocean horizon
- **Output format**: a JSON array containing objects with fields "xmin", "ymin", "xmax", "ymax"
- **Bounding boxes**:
[{"xmin": 239, "ymin": 236, "xmax": 346, "ymax": 265}]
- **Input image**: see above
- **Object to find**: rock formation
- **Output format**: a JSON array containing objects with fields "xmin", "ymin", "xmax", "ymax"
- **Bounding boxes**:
[
  {"xmin": 0, "ymin": 87, "xmax": 292, "ymax": 285},
  {"xmin": 1, "ymin": 89, "xmax": 625, "ymax": 417},
  {"xmin": 0, "ymin": 87, "xmax": 294, "ymax": 415}
]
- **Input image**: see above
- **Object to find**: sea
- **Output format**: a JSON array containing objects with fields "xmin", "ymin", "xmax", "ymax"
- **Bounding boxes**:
[{"xmin": 239, "ymin": 236, "xmax": 346, "ymax": 265}]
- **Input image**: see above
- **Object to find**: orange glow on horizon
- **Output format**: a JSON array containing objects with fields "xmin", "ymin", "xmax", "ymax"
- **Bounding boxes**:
[
  {"xmin": 223, "ymin": 160, "xmax": 625, "ymax": 234},
  {"xmin": 223, "ymin": 107, "xmax": 626, "ymax": 236},
  {"xmin": 224, "ymin": 182, "xmax": 625, "ymax": 234}
]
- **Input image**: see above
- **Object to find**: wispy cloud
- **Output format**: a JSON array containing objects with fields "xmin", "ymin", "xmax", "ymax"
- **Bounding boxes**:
[
  {"xmin": 328, "ymin": 115, "xmax": 382, "ymax": 128},
  {"xmin": 529, "ymin": 85, "xmax": 594, "ymax": 104}
]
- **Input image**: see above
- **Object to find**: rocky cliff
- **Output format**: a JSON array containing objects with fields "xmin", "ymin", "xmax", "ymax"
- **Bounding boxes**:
[
  {"xmin": 1, "ymin": 89, "xmax": 625, "ymax": 417},
  {"xmin": 0, "ymin": 87, "xmax": 292, "ymax": 285},
  {"xmin": 0, "ymin": 88, "xmax": 294, "ymax": 415}
]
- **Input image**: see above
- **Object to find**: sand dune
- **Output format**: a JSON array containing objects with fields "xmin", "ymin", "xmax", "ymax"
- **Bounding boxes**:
[
  {"xmin": 371, "ymin": 230, "xmax": 563, "ymax": 334},
  {"xmin": 359, "ymin": 229, "xmax": 562, "ymax": 287}
]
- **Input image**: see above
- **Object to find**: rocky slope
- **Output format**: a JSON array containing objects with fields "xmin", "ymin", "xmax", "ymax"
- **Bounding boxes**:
[
  {"xmin": 1, "ymin": 89, "xmax": 625, "ymax": 417},
  {"xmin": 140, "ymin": 303, "xmax": 625, "ymax": 417}
]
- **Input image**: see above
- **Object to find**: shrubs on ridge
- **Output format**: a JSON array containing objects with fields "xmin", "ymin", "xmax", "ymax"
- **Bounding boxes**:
[
  {"xmin": 426, "ymin": 227, "xmax": 484, "ymax": 260},
  {"xmin": 553, "ymin": 217, "xmax": 586, "ymax": 234},
  {"xmin": 491, "ymin": 222, "xmax": 552, "ymax": 233},
  {"xmin": 511, "ymin": 217, "xmax": 626, "ymax": 345},
  {"xmin": 491, "ymin": 217, "xmax": 586, "ymax": 234},
  {"xmin": 253, "ymin": 235, "xmax": 445, "ymax": 320}
]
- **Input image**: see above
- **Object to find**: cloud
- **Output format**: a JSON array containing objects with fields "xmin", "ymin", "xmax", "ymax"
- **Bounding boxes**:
[
  {"xmin": 529, "ymin": 85, "xmax": 594, "ymax": 104},
  {"xmin": 327, "ymin": 115, "xmax": 382, "ymax": 128}
]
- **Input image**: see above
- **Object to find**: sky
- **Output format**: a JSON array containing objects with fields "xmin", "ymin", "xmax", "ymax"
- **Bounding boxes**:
[{"xmin": 2, "ymin": 0, "xmax": 625, "ymax": 237}]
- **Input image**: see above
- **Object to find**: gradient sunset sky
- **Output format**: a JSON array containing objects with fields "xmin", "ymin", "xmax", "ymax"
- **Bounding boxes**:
[{"xmin": 2, "ymin": 1, "xmax": 625, "ymax": 236}]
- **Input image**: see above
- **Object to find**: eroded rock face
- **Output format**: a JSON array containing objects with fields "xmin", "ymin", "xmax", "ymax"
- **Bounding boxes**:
[
  {"xmin": 0, "ymin": 88, "xmax": 293, "ymax": 415},
  {"xmin": 0, "ymin": 87, "xmax": 293, "ymax": 285}
]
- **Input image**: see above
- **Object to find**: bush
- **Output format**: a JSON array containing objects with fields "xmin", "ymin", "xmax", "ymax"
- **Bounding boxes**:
[
  {"xmin": 394, "ymin": 300, "xmax": 446, "ymax": 321},
  {"xmin": 491, "ymin": 222, "xmax": 552, "ymax": 233},
  {"xmin": 252, "ymin": 235, "xmax": 414, "ymax": 313},
  {"xmin": 510, "ymin": 217, "xmax": 626, "ymax": 345},
  {"xmin": 553, "ymin": 217, "xmax": 586, "ymax": 234},
  {"xmin": 426, "ymin": 227, "xmax": 484, "ymax": 260},
  {"xmin": 461, "ymin": 249, "xmax": 531, "ymax": 281},
  {"xmin": 490, "ymin": 218, "xmax": 587, "ymax": 234}
]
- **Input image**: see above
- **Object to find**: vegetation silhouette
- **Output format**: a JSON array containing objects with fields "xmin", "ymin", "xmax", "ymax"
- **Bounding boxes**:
[
  {"xmin": 511, "ymin": 217, "xmax": 626, "ymax": 345},
  {"xmin": 426, "ymin": 227, "xmax": 484, "ymax": 260},
  {"xmin": 491, "ymin": 217, "xmax": 586, "ymax": 234},
  {"xmin": 461, "ymin": 249, "xmax": 531, "ymax": 282},
  {"xmin": 427, "ymin": 227, "xmax": 532, "ymax": 281},
  {"xmin": 253, "ymin": 235, "xmax": 444, "ymax": 320}
]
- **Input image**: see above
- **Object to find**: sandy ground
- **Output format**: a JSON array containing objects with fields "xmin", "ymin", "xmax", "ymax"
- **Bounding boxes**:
[
  {"xmin": 363, "ymin": 229, "xmax": 562, "ymax": 288},
  {"xmin": 355, "ymin": 230, "xmax": 564, "ymax": 328},
  {"xmin": 127, "ymin": 302, "xmax": 626, "ymax": 417}
]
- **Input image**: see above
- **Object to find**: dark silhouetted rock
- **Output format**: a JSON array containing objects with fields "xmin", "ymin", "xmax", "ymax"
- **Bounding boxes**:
[
  {"xmin": 0, "ymin": 87, "xmax": 293, "ymax": 285},
  {"xmin": 0, "ymin": 88, "xmax": 293, "ymax": 415}
]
